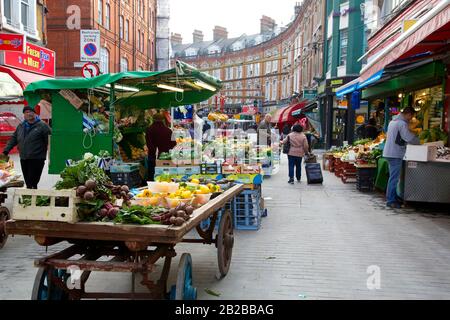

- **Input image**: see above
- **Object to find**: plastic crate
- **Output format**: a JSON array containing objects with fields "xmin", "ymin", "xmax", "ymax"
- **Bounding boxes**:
[
  {"xmin": 233, "ymin": 189, "xmax": 261, "ymax": 231},
  {"xmin": 110, "ymin": 163, "xmax": 140, "ymax": 173},
  {"xmin": 110, "ymin": 170, "xmax": 142, "ymax": 188}
]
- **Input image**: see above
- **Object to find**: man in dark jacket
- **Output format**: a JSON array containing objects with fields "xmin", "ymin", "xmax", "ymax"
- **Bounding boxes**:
[
  {"xmin": 2, "ymin": 106, "xmax": 51, "ymax": 189},
  {"xmin": 146, "ymin": 113, "xmax": 177, "ymax": 181}
]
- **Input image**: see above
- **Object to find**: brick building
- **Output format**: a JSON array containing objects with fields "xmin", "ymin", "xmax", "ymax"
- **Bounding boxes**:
[
  {"xmin": 47, "ymin": 0, "xmax": 157, "ymax": 77},
  {"xmin": 171, "ymin": 0, "xmax": 325, "ymax": 115}
]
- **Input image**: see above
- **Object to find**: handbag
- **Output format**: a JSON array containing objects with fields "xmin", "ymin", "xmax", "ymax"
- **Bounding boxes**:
[
  {"xmin": 304, "ymin": 153, "xmax": 317, "ymax": 163},
  {"xmin": 283, "ymin": 136, "xmax": 291, "ymax": 154}
]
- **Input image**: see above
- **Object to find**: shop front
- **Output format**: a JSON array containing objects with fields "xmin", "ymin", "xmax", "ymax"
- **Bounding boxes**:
[{"xmin": 0, "ymin": 41, "xmax": 56, "ymax": 120}]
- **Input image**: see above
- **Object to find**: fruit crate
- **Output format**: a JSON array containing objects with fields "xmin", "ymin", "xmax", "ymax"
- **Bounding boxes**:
[
  {"xmin": 233, "ymin": 189, "xmax": 262, "ymax": 231},
  {"xmin": 110, "ymin": 170, "xmax": 142, "ymax": 188},
  {"xmin": 356, "ymin": 167, "xmax": 377, "ymax": 192},
  {"xmin": 110, "ymin": 163, "xmax": 140, "ymax": 173},
  {"xmin": 12, "ymin": 189, "xmax": 80, "ymax": 223}
]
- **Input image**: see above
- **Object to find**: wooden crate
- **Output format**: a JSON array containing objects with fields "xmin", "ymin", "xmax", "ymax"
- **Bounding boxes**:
[{"xmin": 12, "ymin": 189, "xmax": 80, "ymax": 223}]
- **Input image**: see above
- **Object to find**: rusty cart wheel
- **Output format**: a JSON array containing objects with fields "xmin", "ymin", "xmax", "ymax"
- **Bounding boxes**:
[
  {"xmin": 31, "ymin": 267, "xmax": 69, "ymax": 300},
  {"xmin": 169, "ymin": 253, "xmax": 197, "ymax": 300},
  {"xmin": 0, "ymin": 206, "xmax": 10, "ymax": 249},
  {"xmin": 216, "ymin": 210, "xmax": 234, "ymax": 279}
]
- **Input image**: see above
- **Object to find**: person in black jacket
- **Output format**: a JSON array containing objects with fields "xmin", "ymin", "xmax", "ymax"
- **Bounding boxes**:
[
  {"xmin": 364, "ymin": 118, "xmax": 380, "ymax": 140},
  {"xmin": 1, "ymin": 106, "xmax": 51, "ymax": 189}
]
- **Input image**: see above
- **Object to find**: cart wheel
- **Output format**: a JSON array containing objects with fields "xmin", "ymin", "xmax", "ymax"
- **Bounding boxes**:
[
  {"xmin": 169, "ymin": 253, "xmax": 197, "ymax": 300},
  {"xmin": 0, "ymin": 207, "xmax": 10, "ymax": 249},
  {"xmin": 216, "ymin": 210, "xmax": 234, "ymax": 279},
  {"xmin": 31, "ymin": 267, "xmax": 69, "ymax": 300}
]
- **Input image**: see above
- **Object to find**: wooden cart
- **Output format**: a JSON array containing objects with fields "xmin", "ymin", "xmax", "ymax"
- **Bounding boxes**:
[
  {"xmin": 5, "ymin": 184, "xmax": 244, "ymax": 300},
  {"xmin": 0, "ymin": 180, "xmax": 24, "ymax": 249}
]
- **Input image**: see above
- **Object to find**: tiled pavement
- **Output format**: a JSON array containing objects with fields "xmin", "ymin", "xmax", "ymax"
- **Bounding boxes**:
[{"xmin": 1, "ymin": 154, "xmax": 449, "ymax": 300}]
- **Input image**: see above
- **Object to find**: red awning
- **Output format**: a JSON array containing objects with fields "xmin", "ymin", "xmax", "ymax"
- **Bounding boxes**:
[
  {"xmin": 0, "ymin": 66, "xmax": 54, "ymax": 90},
  {"xmin": 271, "ymin": 106, "xmax": 289, "ymax": 123},
  {"xmin": 279, "ymin": 101, "xmax": 308, "ymax": 124},
  {"xmin": 360, "ymin": 2, "xmax": 450, "ymax": 82}
]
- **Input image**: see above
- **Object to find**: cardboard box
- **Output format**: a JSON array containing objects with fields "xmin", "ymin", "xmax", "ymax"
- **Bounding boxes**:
[
  {"xmin": 404, "ymin": 143, "xmax": 440, "ymax": 162},
  {"xmin": 155, "ymin": 167, "xmax": 178, "ymax": 176},
  {"xmin": 177, "ymin": 166, "xmax": 201, "ymax": 175},
  {"xmin": 241, "ymin": 164, "xmax": 262, "ymax": 174},
  {"xmin": 222, "ymin": 164, "xmax": 241, "ymax": 174}
]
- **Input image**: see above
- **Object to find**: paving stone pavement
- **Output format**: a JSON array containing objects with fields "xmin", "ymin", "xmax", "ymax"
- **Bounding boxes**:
[{"xmin": 1, "ymin": 153, "xmax": 450, "ymax": 300}]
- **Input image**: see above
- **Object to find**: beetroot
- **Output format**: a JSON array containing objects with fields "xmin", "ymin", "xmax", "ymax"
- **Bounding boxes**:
[
  {"xmin": 83, "ymin": 191, "xmax": 95, "ymax": 201},
  {"xmin": 85, "ymin": 180, "xmax": 97, "ymax": 191},
  {"xmin": 76, "ymin": 186, "xmax": 87, "ymax": 197},
  {"xmin": 107, "ymin": 207, "xmax": 119, "ymax": 219},
  {"xmin": 121, "ymin": 185, "xmax": 130, "ymax": 193},
  {"xmin": 99, "ymin": 208, "xmax": 108, "ymax": 218}
]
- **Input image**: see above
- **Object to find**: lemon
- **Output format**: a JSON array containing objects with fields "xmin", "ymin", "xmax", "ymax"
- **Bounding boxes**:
[
  {"xmin": 199, "ymin": 185, "xmax": 210, "ymax": 194},
  {"xmin": 191, "ymin": 178, "xmax": 200, "ymax": 184},
  {"xmin": 181, "ymin": 191, "xmax": 192, "ymax": 199}
]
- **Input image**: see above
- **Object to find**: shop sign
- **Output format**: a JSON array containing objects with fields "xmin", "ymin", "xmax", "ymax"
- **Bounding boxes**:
[
  {"xmin": 0, "ymin": 33, "xmax": 26, "ymax": 52},
  {"xmin": 317, "ymin": 83, "xmax": 325, "ymax": 95},
  {"xmin": 3, "ymin": 43, "xmax": 55, "ymax": 77},
  {"xmin": 242, "ymin": 105, "xmax": 258, "ymax": 115},
  {"xmin": 303, "ymin": 89, "xmax": 317, "ymax": 100},
  {"xmin": 80, "ymin": 30, "xmax": 100, "ymax": 62},
  {"xmin": 402, "ymin": 20, "xmax": 417, "ymax": 33},
  {"xmin": 59, "ymin": 90, "xmax": 83, "ymax": 109},
  {"xmin": 337, "ymin": 99, "xmax": 348, "ymax": 109}
]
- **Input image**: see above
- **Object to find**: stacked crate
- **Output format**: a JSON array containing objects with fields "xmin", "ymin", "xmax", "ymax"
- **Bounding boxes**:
[
  {"xmin": 356, "ymin": 166, "xmax": 377, "ymax": 192},
  {"xmin": 233, "ymin": 189, "xmax": 262, "ymax": 231}
]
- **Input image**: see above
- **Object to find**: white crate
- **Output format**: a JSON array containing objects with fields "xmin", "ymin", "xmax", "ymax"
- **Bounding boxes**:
[
  {"xmin": 404, "ymin": 144, "xmax": 439, "ymax": 162},
  {"xmin": 12, "ymin": 189, "xmax": 80, "ymax": 223}
]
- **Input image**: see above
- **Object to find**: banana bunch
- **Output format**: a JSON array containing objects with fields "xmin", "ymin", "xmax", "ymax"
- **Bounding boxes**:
[{"xmin": 208, "ymin": 112, "xmax": 229, "ymax": 122}]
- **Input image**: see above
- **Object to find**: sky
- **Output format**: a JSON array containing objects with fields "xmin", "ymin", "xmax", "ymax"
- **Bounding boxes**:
[{"xmin": 169, "ymin": 0, "xmax": 300, "ymax": 43}]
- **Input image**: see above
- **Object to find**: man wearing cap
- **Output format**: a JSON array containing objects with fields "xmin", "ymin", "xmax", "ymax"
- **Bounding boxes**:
[{"xmin": 1, "ymin": 107, "xmax": 51, "ymax": 189}]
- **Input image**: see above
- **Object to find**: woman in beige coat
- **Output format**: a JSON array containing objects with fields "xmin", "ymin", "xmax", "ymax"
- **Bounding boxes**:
[{"xmin": 282, "ymin": 124, "xmax": 309, "ymax": 184}]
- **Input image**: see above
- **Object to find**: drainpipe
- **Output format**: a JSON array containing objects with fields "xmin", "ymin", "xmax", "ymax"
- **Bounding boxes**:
[
  {"xmin": 118, "ymin": 0, "xmax": 121, "ymax": 72},
  {"xmin": 133, "ymin": 0, "xmax": 136, "ymax": 70}
]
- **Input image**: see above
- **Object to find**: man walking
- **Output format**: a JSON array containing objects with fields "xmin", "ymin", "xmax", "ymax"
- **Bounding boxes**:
[
  {"xmin": 383, "ymin": 107, "xmax": 420, "ymax": 208},
  {"xmin": 257, "ymin": 114, "xmax": 272, "ymax": 145},
  {"xmin": 2, "ymin": 107, "xmax": 51, "ymax": 189}
]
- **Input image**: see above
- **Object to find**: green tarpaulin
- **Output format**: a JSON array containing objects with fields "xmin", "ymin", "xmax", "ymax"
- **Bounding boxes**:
[{"xmin": 23, "ymin": 61, "xmax": 222, "ymax": 109}]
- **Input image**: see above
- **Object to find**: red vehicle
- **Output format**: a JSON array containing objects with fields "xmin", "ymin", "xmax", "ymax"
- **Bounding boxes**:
[{"xmin": 0, "ymin": 112, "xmax": 20, "ymax": 154}]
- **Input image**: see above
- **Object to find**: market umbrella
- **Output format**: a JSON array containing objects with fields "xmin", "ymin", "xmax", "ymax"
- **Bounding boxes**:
[{"xmin": 23, "ymin": 61, "xmax": 222, "ymax": 109}]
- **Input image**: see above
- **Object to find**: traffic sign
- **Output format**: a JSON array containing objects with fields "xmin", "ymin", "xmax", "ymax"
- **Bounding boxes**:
[
  {"xmin": 82, "ymin": 62, "xmax": 100, "ymax": 78},
  {"xmin": 80, "ymin": 30, "xmax": 100, "ymax": 62}
]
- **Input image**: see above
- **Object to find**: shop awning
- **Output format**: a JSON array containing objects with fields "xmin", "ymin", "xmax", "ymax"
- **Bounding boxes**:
[
  {"xmin": 359, "ymin": 0, "xmax": 450, "ymax": 82},
  {"xmin": 270, "ymin": 105, "xmax": 289, "ymax": 123},
  {"xmin": 23, "ymin": 61, "xmax": 222, "ymax": 109},
  {"xmin": 0, "ymin": 66, "xmax": 53, "ymax": 91},
  {"xmin": 292, "ymin": 102, "xmax": 318, "ymax": 117},
  {"xmin": 279, "ymin": 101, "xmax": 308, "ymax": 123},
  {"xmin": 362, "ymin": 60, "xmax": 445, "ymax": 99},
  {"xmin": 336, "ymin": 79, "xmax": 360, "ymax": 97}
]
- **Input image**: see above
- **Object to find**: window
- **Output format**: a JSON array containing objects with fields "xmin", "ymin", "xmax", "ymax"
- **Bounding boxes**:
[
  {"xmin": 339, "ymin": 29, "xmax": 348, "ymax": 66},
  {"xmin": 254, "ymin": 63, "xmax": 260, "ymax": 76},
  {"xmin": 141, "ymin": 32, "xmax": 145, "ymax": 52},
  {"xmin": 327, "ymin": 39, "xmax": 332, "ymax": 72},
  {"xmin": 121, "ymin": 57, "xmax": 128, "ymax": 72},
  {"xmin": 100, "ymin": 48, "xmax": 109, "ymax": 74},
  {"xmin": 272, "ymin": 80, "xmax": 277, "ymax": 101},
  {"xmin": 98, "ymin": 0, "xmax": 103, "ymax": 25},
  {"xmin": 137, "ymin": 0, "xmax": 141, "ymax": 15},
  {"xmin": 4, "ymin": 0, "xmax": 12, "ymax": 23},
  {"xmin": 237, "ymin": 66, "xmax": 242, "ymax": 79},
  {"xmin": 105, "ymin": 4, "xmax": 110, "ymax": 30},
  {"xmin": 21, "ymin": 0, "xmax": 29, "ymax": 31},
  {"xmin": 119, "ymin": 16, "xmax": 124, "ymax": 39},
  {"xmin": 125, "ymin": 20, "xmax": 129, "ymax": 42},
  {"xmin": 137, "ymin": 29, "xmax": 140, "ymax": 51},
  {"xmin": 272, "ymin": 60, "xmax": 278, "ymax": 72},
  {"xmin": 226, "ymin": 67, "xmax": 232, "ymax": 80}
]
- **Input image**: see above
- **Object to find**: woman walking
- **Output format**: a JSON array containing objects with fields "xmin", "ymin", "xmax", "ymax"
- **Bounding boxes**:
[{"xmin": 282, "ymin": 124, "xmax": 309, "ymax": 184}]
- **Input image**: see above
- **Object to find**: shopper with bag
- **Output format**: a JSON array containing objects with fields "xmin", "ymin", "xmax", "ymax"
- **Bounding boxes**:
[{"xmin": 281, "ymin": 124, "xmax": 309, "ymax": 184}]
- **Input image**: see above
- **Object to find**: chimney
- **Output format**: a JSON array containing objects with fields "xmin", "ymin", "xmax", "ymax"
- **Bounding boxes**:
[
  {"xmin": 193, "ymin": 30, "xmax": 204, "ymax": 43},
  {"xmin": 260, "ymin": 15, "xmax": 276, "ymax": 34},
  {"xmin": 213, "ymin": 26, "xmax": 228, "ymax": 41},
  {"xmin": 295, "ymin": 2, "xmax": 302, "ymax": 15},
  {"xmin": 171, "ymin": 33, "xmax": 183, "ymax": 46}
]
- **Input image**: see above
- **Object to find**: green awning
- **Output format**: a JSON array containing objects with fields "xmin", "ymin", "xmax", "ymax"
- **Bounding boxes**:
[
  {"xmin": 23, "ymin": 61, "xmax": 222, "ymax": 109},
  {"xmin": 361, "ymin": 61, "xmax": 445, "ymax": 100}
]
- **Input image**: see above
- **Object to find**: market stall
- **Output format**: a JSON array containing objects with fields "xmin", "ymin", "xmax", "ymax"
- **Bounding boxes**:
[{"xmin": 4, "ymin": 62, "xmax": 251, "ymax": 299}]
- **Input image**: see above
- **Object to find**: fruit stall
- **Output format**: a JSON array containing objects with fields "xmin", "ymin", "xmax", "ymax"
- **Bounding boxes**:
[{"xmin": 4, "ymin": 62, "xmax": 253, "ymax": 299}]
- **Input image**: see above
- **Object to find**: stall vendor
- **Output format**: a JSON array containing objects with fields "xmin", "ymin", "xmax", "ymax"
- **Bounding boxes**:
[{"xmin": 146, "ymin": 112, "xmax": 176, "ymax": 181}]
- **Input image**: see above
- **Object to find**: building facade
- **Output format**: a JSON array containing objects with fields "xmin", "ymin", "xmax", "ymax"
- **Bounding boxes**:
[
  {"xmin": 47, "ymin": 0, "xmax": 157, "ymax": 77},
  {"xmin": 171, "ymin": 0, "xmax": 325, "ymax": 115},
  {"xmin": 0, "ymin": 0, "xmax": 55, "ymax": 120},
  {"xmin": 320, "ymin": 0, "xmax": 365, "ymax": 148}
]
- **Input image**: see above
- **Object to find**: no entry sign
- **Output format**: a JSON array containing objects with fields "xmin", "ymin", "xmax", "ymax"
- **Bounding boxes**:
[{"xmin": 80, "ymin": 30, "xmax": 100, "ymax": 62}]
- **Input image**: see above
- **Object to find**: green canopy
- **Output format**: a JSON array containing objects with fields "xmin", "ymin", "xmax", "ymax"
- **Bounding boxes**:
[{"xmin": 23, "ymin": 61, "xmax": 222, "ymax": 109}]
